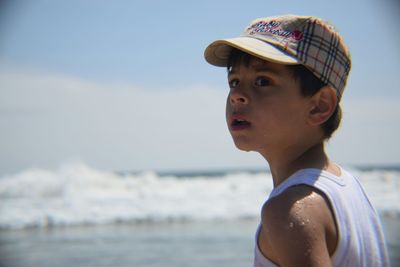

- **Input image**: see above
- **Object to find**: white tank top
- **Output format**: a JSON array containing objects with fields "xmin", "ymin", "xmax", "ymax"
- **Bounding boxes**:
[{"xmin": 254, "ymin": 168, "xmax": 389, "ymax": 267}]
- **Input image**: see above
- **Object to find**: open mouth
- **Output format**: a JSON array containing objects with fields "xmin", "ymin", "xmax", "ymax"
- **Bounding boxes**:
[
  {"xmin": 230, "ymin": 118, "xmax": 251, "ymax": 130},
  {"xmin": 232, "ymin": 119, "xmax": 250, "ymax": 126}
]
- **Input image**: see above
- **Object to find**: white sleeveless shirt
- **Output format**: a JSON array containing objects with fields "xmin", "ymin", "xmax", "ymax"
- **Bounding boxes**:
[{"xmin": 254, "ymin": 168, "xmax": 389, "ymax": 267}]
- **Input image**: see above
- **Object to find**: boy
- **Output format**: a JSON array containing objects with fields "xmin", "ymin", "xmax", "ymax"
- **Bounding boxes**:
[{"xmin": 204, "ymin": 15, "xmax": 389, "ymax": 266}]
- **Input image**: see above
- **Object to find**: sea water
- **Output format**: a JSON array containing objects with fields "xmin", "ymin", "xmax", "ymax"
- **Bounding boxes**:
[{"xmin": 0, "ymin": 163, "xmax": 399, "ymax": 266}]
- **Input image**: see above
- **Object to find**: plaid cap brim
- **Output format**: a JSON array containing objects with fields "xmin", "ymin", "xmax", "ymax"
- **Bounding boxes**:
[{"xmin": 204, "ymin": 36, "xmax": 298, "ymax": 67}]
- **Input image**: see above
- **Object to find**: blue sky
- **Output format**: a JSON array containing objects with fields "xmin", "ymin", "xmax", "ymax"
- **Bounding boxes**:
[{"xmin": 0, "ymin": 0, "xmax": 399, "ymax": 175}]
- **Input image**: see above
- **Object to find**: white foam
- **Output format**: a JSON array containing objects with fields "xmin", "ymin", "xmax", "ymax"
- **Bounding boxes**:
[{"xmin": 0, "ymin": 163, "xmax": 398, "ymax": 229}]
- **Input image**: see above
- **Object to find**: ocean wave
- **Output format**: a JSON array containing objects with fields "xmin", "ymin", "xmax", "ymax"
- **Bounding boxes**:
[
  {"xmin": 0, "ymin": 163, "xmax": 272, "ymax": 229},
  {"xmin": 0, "ymin": 163, "xmax": 399, "ymax": 229}
]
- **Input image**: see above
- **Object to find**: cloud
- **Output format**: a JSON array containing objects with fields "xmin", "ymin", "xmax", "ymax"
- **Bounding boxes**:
[
  {"xmin": 327, "ymin": 95, "xmax": 400, "ymax": 166},
  {"xmin": 0, "ymin": 68, "xmax": 399, "ymax": 175},
  {"xmin": 0, "ymin": 68, "xmax": 263, "ymax": 174}
]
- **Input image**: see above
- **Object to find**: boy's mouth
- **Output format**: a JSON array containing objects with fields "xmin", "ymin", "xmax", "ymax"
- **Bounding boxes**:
[{"xmin": 230, "ymin": 118, "xmax": 251, "ymax": 131}]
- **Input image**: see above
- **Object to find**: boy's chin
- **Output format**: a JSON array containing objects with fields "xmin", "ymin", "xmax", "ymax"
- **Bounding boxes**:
[{"xmin": 233, "ymin": 141, "xmax": 253, "ymax": 152}]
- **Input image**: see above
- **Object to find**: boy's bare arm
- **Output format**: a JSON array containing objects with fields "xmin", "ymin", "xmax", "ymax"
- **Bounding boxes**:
[{"xmin": 260, "ymin": 186, "xmax": 337, "ymax": 267}]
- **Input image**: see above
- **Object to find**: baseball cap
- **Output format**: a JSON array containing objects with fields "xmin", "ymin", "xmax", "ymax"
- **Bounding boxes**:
[{"xmin": 204, "ymin": 15, "xmax": 351, "ymax": 98}]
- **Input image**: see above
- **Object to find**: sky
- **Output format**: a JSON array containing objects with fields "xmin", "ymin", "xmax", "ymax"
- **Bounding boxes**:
[{"xmin": 0, "ymin": 0, "xmax": 399, "ymax": 175}]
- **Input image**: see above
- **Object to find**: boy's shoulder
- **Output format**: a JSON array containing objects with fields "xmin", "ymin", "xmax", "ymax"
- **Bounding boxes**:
[
  {"xmin": 261, "ymin": 165, "xmax": 343, "ymax": 231},
  {"xmin": 261, "ymin": 185, "xmax": 331, "ymax": 230},
  {"xmin": 259, "ymin": 185, "xmax": 337, "ymax": 264}
]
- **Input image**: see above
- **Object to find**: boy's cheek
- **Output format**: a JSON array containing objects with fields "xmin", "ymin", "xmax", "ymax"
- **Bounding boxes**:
[{"xmin": 225, "ymin": 101, "xmax": 232, "ymax": 122}]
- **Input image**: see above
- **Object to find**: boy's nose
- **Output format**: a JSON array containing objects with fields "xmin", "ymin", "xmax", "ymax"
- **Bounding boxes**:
[{"xmin": 229, "ymin": 89, "xmax": 249, "ymax": 105}]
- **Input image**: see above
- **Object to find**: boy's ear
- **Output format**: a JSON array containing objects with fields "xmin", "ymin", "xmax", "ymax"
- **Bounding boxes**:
[{"xmin": 307, "ymin": 86, "xmax": 338, "ymax": 126}]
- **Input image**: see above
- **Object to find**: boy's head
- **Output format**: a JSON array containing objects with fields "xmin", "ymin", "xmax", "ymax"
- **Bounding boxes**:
[{"xmin": 204, "ymin": 15, "xmax": 351, "ymax": 141}]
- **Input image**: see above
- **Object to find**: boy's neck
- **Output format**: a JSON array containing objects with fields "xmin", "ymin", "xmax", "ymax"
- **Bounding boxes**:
[{"xmin": 263, "ymin": 142, "xmax": 339, "ymax": 187}]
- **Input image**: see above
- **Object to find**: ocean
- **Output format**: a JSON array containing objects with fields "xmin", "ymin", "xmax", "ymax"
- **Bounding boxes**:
[{"xmin": 0, "ymin": 163, "xmax": 399, "ymax": 266}]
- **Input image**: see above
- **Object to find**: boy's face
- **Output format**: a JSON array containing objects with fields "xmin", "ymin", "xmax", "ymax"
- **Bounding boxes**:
[{"xmin": 226, "ymin": 56, "xmax": 312, "ymax": 155}]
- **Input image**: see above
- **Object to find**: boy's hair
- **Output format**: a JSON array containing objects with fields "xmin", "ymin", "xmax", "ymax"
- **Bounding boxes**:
[{"xmin": 227, "ymin": 49, "xmax": 341, "ymax": 139}]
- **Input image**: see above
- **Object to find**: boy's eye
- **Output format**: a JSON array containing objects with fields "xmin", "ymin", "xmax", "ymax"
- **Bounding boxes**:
[
  {"xmin": 229, "ymin": 79, "xmax": 240, "ymax": 88},
  {"xmin": 255, "ymin": 77, "xmax": 271, "ymax": 87}
]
